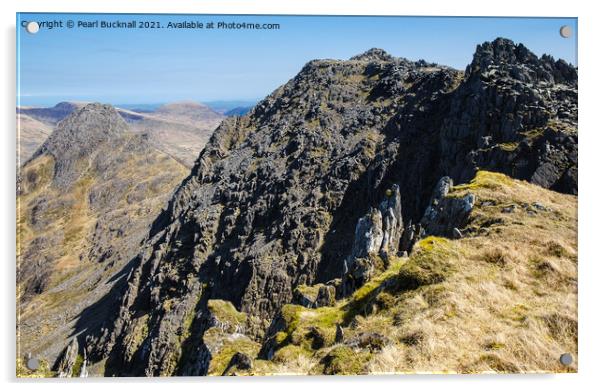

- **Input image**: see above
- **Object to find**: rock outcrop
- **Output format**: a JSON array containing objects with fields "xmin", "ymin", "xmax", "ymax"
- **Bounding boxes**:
[
  {"xmin": 342, "ymin": 185, "xmax": 406, "ymax": 294},
  {"xmin": 293, "ymin": 283, "xmax": 337, "ymax": 308},
  {"xmin": 420, "ymin": 176, "xmax": 475, "ymax": 237},
  {"xmin": 54, "ymin": 338, "xmax": 79, "ymax": 378},
  {"xmin": 378, "ymin": 184, "xmax": 404, "ymax": 256},
  {"xmin": 348, "ymin": 208, "xmax": 384, "ymax": 262},
  {"xmin": 65, "ymin": 38, "xmax": 576, "ymax": 376},
  {"xmin": 17, "ymin": 104, "xmax": 189, "ymax": 370},
  {"xmin": 440, "ymin": 38, "xmax": 577, "ymax": 194}
]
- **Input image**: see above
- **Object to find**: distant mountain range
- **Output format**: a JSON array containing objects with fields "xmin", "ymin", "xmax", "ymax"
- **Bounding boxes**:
[
  {"xmin": 17, "ymin": 101, "xmax": 228, "ymax": 167},
  {"xmin": 17, "ymin": 104, "xmax": 190, "ymax": 369},
  {"xmin": 203, "ymin": 100, "xmax": 257, "ymax": 114},
  {"xmin": 113, "ymin": 100, "xmax": 257, "ymax": 114},
  {"xmin": 224, "ymin": 106, "xmax": 254, "ymax": 117},
  {"xmin": 17, "ymin": 38, "xmax": 577, "ymax": 377}
]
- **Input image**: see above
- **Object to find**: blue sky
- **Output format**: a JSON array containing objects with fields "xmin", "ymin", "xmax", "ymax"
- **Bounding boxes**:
[{"xmin": 17, "ymin": 13, "xmax": 577, "ymax": 107}]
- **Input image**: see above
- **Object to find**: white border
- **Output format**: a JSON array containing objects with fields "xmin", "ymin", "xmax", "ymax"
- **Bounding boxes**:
[{"xmin": 3, "ymin": 1, "xmax": 601, "ymax": 390}]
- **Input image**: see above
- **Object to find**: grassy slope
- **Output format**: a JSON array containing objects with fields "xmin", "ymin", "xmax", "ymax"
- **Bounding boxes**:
[
  {"xmin": 215, "ymin": 171, "xmax": 577, "ymax": 375},
  {"xmin": 17, "ymin": 113, "xmax": 53, "ymax": 164},
  {"xmin": 17, "ymin": 169, "xmax": 577, "ymax": 376},
  {"xmin": 16, "ymin": 136, "xmax": 189, "ymax": 371}
]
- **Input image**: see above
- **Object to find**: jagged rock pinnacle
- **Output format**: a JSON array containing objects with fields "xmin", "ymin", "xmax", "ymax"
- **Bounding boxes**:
[
  {"xmin": 350, "ymin": 48, "xmax": 394, "ymax": 62},
  {"xmin": 467, "ymin": 37, "xmax": 577, "ymax": 84},
  {"xmin": 33, "ymin": 103, "xmax": 129, "ymax": 188},
  {"xmin": 75, "ymin": 38, "xmax": 577, "ymax": 376}
]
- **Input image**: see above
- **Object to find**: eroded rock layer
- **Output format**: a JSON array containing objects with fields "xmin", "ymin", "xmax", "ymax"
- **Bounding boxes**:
[{"xmin": 76, "ymin": 38, "xmax": 576, "ymax": 376}]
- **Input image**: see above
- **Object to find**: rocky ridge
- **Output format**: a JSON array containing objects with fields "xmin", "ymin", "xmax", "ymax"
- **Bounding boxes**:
[
  {"xmin": 18, "ymin": 101, "xmax": 225, "ymax": 168},
  {"xmin": 17, "ymin": 104, "xmax": 189, "ymax": 371},
  {"xmin": 46, "ymin": 38, "xmax": 576, "ymax": 376}
]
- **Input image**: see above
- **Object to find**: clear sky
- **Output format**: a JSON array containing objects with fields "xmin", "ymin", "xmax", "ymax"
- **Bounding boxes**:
[{"xmin": 17, "ymin": 13, "xmax": 577, "ymax": 107}]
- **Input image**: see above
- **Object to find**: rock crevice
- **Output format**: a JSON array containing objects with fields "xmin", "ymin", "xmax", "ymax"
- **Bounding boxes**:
[{"xmin": 68, "ymin": 38, "xmax": 577, "ymax": 376}]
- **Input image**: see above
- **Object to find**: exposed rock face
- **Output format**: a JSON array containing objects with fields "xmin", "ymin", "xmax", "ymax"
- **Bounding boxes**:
[
  {"xmin": 342, "ymin": 185, "xmax": 405, "ymax": 294},
  {"xmin": 74, "ymin": 38, "xmax": 576, "ymax": 376},
  {"xmin": 222, "ymin": 352, "xmax": 253, "ymax": 375},
  {"xmin": 420, "ymin": 176, "xmax": 475, "ymax": 237},
  {"xmin": 17, "ymin": 104, "xmax": 189, "ymax": 369},
  {"xmin": 55, "ymin": 338, "xmax": 79, "ymax": 378},
  {"xmin": 440, "ymin": 38, "xmax": 577, "ymax": 194},
  {"xmin": 378, "ymin": 184, "xmax": 404, "ymax": 256},
  {"xmin": 31, "ymin": 103, "xmax": 129, "ymax": 188},
  {"xmin": 179, "ymin": 299, "xmax": 254, "ymax": 376},
  {"xmin": 348, "ymin": 208, "xmax": 384, "ymax": 262},
  {"xmin": 293, "ymin": 283, "xmax": 337, "ymax": 308}
]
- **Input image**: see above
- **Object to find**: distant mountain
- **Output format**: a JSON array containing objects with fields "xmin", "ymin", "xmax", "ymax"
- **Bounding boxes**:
[
  {"xmin": 205, "ymin": 100, "xmax": 258, "ymax": 114},
  {"xmin": 115, "ymin": 103, "xmax": 162, "ymax": 112},
  {"xmin": 17, "ymin": 113, "xmax": 52, "ymax": 164},
  {"xmin": 224, "ymin": 106, "xmax": 253, "ymax": 117},
  {"xmin": 153, "ymin": 101, "xmax": 224, "ymax": 123},
  {"xmin": 17, "ymin": 38, "xmax": 578, "ymax": 377},
  {"xmin": 17, "ymin": 104, "xmax": 189, "ymax": 369},
  {"xmin": 117, "ymin": 102, "xmax": 224, "ymax": 167},
  {"xmin": 17, "ymin": 101, "xmax": 226, "ymax": 168},
  {"xmin": 18, "ymin": 102, "xmax": 87, "ymax": 126}
]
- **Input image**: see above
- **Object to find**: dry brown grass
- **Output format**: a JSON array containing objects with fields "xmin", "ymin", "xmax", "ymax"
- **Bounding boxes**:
[
  {"xmin": 16, "ymin": 137, "xmax": 189, "ymax": 370},
  {"xmin": 257, "ymin": 171, "xmax": 577, "ymax": 375},
  {"xmin": 361, "ymin": 172, "xmax": 578, "ymax": 374}
]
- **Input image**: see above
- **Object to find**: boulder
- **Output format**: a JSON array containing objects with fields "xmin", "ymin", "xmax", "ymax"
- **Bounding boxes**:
[
  {"xmin": 420, "ymin": 177, "xmax": 475, "ymax": 237},
  {"xmin": 378, "ymin": 184, "xmax": 404, "ymax": 256},
  {"xmin": 222, "ymin": 352, "xmax": 253, "ymax": 376}
]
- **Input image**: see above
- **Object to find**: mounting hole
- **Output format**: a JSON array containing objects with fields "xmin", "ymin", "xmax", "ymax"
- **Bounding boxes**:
[
  {"xmin": 26, "ymin": 21, "xmax": 40, "ymax": 34},
  {"xmin": 559, "ymin": 353, "xmax": 573, "ymax": 366},
  {"xmin": 559, "ymin": 25, "xmax": 572, "ymax": 38},
  {"xmin": 26, "ymin": 357, "xmax": 40, "ymax": 371}
]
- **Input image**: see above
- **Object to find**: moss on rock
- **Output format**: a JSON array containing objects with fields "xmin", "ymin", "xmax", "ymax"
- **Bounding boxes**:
[
  {"xmin": 207, "ymin": 335, "xmax": 260, "ymax": 376},
  {"xmin": 207, "ymin": 299, "xmax": 247, "ymax": 328},
  {"xmin": 452, "ymin": 170, "xmax": 514, "ymax": 192},
  {"xmin": 320, "ymin": 346, "xmax": 372, "ymax": 375},
  {"xmin": 396, "ymin": 236, "xmax": 458, "ymax": 286}
]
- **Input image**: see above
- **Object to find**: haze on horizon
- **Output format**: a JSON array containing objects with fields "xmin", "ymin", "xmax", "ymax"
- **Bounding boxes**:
[{"xmin": 17, "ymin": 14, "xmax": 577, "ymax": 107}]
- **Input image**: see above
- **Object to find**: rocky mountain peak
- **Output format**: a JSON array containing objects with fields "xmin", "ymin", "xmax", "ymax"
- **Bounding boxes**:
[
  {"xmin": 42, "ymin": 103, "xmax": 127, "ymax": 151},
  {"xmin": 467, "ymin": 37, "xmax": 577, "ymax": 85},
  {"xmin": 17, "ymin": 99, "xmax": 190, "ymax": 369},
  {"xmin": 69, "ymin": 39, "xmax": 576, "ymax": 376},
  {"xmin": 53, "ymin": 101, "xmax": 86, "ymax": 112},
  {"xmin": 33, "ymin": 103, "xmax": 129, "ymax": 187},
  {"xmin": 472, "ymin": 37, "xmax": 537, "ymax": 67},
  {"xmin": 350, "ymin": 48, "xmax": 394, "ymax": 62}
]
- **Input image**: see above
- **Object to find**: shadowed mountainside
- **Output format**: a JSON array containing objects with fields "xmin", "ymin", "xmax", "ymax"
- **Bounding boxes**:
[
  {"xmin": 17, "ymin": 104, "xmax": 189, "ymax": 367},
  {"xmin": 18, "ymin": 101, "xmax": 225, "ymax": 168},
  {"xmin": 17, "ymin": 38, "xmax": 577, "ymax": 377},
  {"xmin": 61, "ymin": 38, "xmax": 578, "ymax": 376}
]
